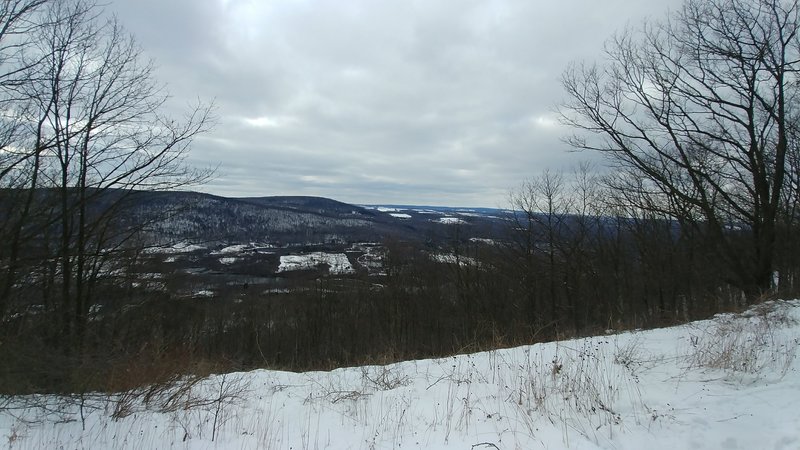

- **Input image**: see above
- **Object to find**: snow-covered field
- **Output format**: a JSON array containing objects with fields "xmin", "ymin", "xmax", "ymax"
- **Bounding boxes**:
[
  {"xmin": 277, "ymin": 252, "xmax": 355, "ymax": 275},
  {"xmin": 211, "ymin": 244, "xmax": 252, "ymax": 255},
  {"xmin": 144, "ymin": 242, "xmax": 207, "ymax": 254},
  {"xmin": 2, "ymin": 301, "xmax": 799, "ymax": 449},
  {"xmin": 436, "ymin": 217, "xmax": 467, "ymax": 225},
  {"xmin": 431, "ymin": 253, "xmax": 480, "ymax": 267},
  {"xmin": 211, "ymin": 243, "xmax": 277, "ymax": 256}
]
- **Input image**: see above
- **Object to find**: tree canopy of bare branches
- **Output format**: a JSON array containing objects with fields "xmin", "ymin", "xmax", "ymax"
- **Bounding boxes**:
[
  {"xmin": 0, "ymin": 0, "xmax": 213, "ymax": 345},
  {"xmin": 560, "ymin": 0, "xmax": 800, "ymax": 297}
]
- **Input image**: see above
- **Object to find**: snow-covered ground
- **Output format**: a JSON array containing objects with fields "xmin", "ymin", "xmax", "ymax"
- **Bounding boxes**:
[
  {"xmin": 211, "ymin": 244, "xmax": 252, "ymax": 255},
  {"xmin": 431, "ymin": 253, "xmax": 481, "ymax": 267},
  {"xmin": 211, "ymin": 243, "xmax": 276, "ymax": 255},
  {"xmin": 143, "ymin": 242, "xmax": 206, "ymax": 254},
  {"xmin": 355, "ymin": 246, "xmax": 386, "ymax": 275},
  {"xmin": 2, "ymin": 301, "xmax": 799, "ymax": 449},
  {"xmin": 277, "ymin": 252, "xmax": 355, "ymax": 275},
  {"xmin": 469, "ymin": 237, "xmax": 497, "ymax": 245},
  {"xmin": 437, "ymin": 217, "xmax": 467, "ymax": 225}
]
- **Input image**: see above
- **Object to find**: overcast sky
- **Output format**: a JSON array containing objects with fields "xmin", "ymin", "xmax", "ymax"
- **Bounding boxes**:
[{"xmin": 107, "ymin": 0, "xmax": 682, "ymax": 207}]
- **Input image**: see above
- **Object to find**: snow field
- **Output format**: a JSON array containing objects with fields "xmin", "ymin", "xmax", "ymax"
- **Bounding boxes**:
[
  {"xmin": 431, "ymin": 253, "xmax": 480, "ymax": 267},
  {"xmin": 143, "ymin": 242, "xmax": 206, "ymax": 254},
  {"xmin": 277, "ymin": 252, "xmax": 355, "ymax": 275},
  {"xmin": 2, "ymin": 300, "xmax": 799, "ymax": 449},
  {"xmin": 436, "ymin": 217, "xmax": 467, "ymax": 225}
]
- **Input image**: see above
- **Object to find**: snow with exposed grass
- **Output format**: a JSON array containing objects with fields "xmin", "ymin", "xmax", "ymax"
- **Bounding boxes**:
[
  {"xmin": 277, "ymin": 252, "xmax": 355, "ymax": 275},
  {"xmin": 2, "ymin": 301, "xmax": 799, "ymax": 449}
]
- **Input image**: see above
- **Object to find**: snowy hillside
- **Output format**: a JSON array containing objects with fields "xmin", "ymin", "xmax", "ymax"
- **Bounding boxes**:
[
  {"xmin": 131, "ymin": 192, "xmax": 377, "ymax": 245},
  {"xmin": 2, "ymin": 300, "xmax": 798, "ymax": 449}
]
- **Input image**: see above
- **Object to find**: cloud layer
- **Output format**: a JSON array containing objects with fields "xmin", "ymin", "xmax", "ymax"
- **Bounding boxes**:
[{"xmin": 108, "ymin": 0, "xmax": 681, "ymax": 206}]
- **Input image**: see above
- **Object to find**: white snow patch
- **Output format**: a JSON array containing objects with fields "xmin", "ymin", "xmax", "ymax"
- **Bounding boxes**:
[
  {"xmin": 436, "ymin": 217, "xmax": 467, "ymax": 225},
  {"xmin": 356, "ymin": 247, "xmax": 386, "ymax": 274},
  {"xmin": 389, "ymin": 213, "xmax": 412, "ymax": 219},
  {"xmin": 431, "ymin": 253, "xmax": 480, "ymax": 267},
  {"xmin": 278, "ymin": 252, "xmax": 354, "ymax": 275},
  {"xmin": 211, "ymin": 244, "xmax": 250, "ymax": 255},
  {"xmin": 263, "ymin": 288, "xmax": 291, "ymax": 295},
  {"xmin": 218, "ymin": 257, "xmax": 238, "ymax": 265},
  {"xmin": 469, "ymin": 237, "xmax": 497, "ymax": 245},
  {"xmin": 144, "ymin": 242, "xmax": 206, "ymax": 254}
]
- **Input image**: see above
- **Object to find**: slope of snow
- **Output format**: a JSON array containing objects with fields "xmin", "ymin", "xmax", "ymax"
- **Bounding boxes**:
[{"xmin": 2, "ymin": 301, "xmax": 798, "ymax": 449}]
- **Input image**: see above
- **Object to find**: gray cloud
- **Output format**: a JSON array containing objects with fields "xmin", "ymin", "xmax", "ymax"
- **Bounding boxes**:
[{"xmin": 108, "ymin": 0, "xmax": 682, "ymax": 207}]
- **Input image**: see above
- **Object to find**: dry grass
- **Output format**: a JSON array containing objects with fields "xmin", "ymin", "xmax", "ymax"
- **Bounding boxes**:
[
  {"xmin": 685, "ymin": 300, "xmax": 799, "ymax": 381},
  {"xmin": 507, "ymin": 336, "xmax": 648, "ymax": 442}
]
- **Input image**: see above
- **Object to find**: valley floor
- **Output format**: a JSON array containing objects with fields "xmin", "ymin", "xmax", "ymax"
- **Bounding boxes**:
[{"xmin": 2, "ymin": 300, "xmax": 799, "ymax": 449}]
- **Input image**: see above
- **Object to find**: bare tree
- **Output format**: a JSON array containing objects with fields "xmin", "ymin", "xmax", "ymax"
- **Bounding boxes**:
[
  {"xmin": 508, "ymin": 170, "xmax": 573, "ymax": 328},
  {"xmin": 0, "ymin": 0, "xmax": 213, "ymax": 346},
  {"xmin": 0, "ymin": 0, "xmax": 52, "ymax": 319},
  {"xmin": 560, "ymin": 0, "xmax": 800, "ymax": 298}
]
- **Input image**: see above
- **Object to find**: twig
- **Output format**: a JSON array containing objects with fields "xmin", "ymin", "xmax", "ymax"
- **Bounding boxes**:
[{"xmin": 471, "ymin": 443, "xmax": 501, "ymax": 450}]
